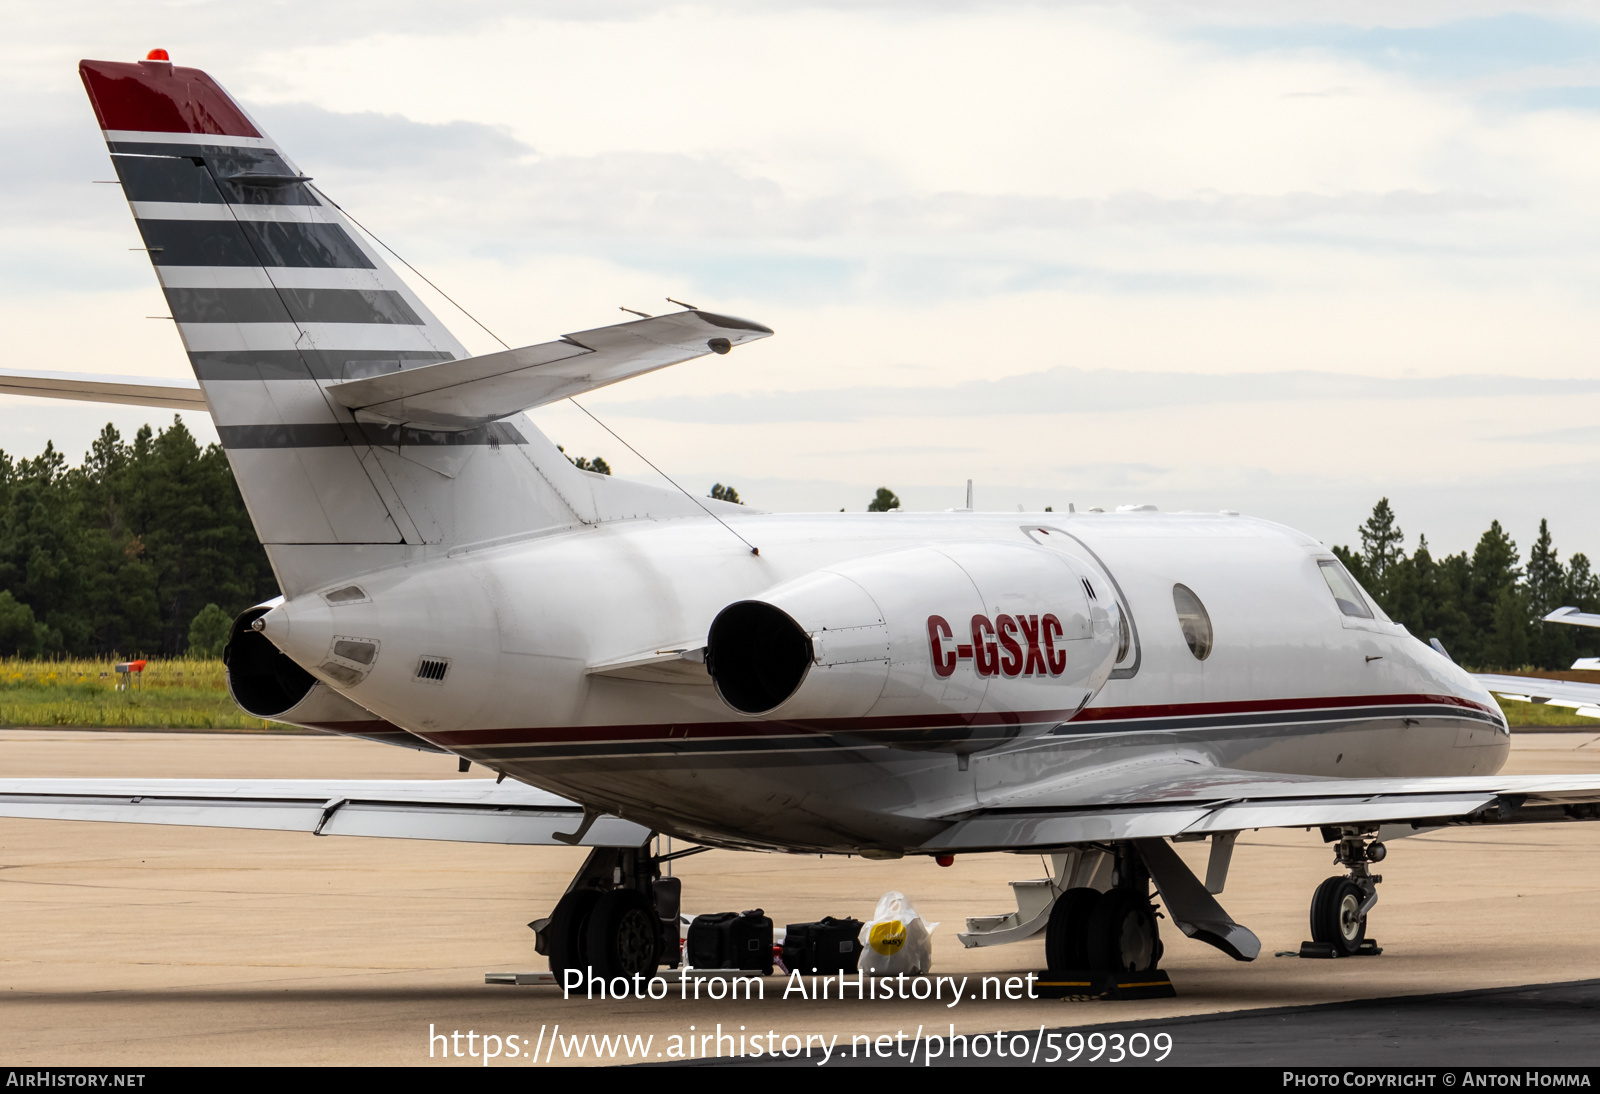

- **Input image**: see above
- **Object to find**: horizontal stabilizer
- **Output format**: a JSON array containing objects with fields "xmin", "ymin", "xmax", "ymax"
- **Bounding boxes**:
[
  {"xmin": 0, "ymin": 368, "xmax": 205, "ymax": 411},
  {"xmin": 0, "ymin": 778, "xmax": 651, "ymax": 847},
  {"xmin": 326, "ymin": 309, "xmax": 773, "ymax": 430}
]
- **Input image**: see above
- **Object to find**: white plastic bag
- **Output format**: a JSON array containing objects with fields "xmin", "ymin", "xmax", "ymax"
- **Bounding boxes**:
[{"xmin": 857, "ymin": 891, "xmax": 938, "ymax": 976}]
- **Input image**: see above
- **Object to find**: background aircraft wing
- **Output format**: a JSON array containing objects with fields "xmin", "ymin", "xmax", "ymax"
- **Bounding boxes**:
[
  {"xmin": 0, "ymin": 778, "xmax": 651, "ymax": 846},
  {"xmin": 0, "ymin": 369, "xmax": 205, "ymax": 410},
  {"xmin": 924, "ymin": 762, "xmax": 1600, "ymax": 852},
  {"xmin": 1475, "ymin": 673, "xmax": 1600, "ymax": 716},
  {"xmin": 323, "ymin": 309, "xmax": 772, "ymax": 430},
  {"xmin": 1544, "ymin": 606, "xmax": 1600, "ymax": 629}
]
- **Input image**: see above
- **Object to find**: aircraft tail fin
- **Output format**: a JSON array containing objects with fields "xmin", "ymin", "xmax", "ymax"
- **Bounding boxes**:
[{"xmin": 78, "ymin": 54, "xmax": 747, "ymax": 598}]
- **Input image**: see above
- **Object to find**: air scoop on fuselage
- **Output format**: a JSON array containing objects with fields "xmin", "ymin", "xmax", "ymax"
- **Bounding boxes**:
[{"xmin": 255, "ymin": 594, "xmax": 383, "ymax": 691}]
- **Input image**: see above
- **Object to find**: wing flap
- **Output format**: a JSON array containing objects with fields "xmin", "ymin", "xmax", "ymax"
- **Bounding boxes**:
[
  {"xmin": 325, "ymin": 310, "xmax": 772, "ymax": 430},
  {"xmin": 926, "ymin": 765, "xmax": 1600, "ymax": 852},
  {"xmin": 0, "ymin": 778, "xmax": 651, "ymax": 847},
  {"xmin": 931, "ymin": 805, "xmax": 1214, "ymax": 850},
  {"xmin": 1180, "ymin": 793, "xmax": 1497, "ymax": 833}
]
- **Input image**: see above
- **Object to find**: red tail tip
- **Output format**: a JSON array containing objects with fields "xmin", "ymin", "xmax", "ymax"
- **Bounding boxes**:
[{"xmin": 145, "ymin": 48, "xmax": 169, "ymax": 61}]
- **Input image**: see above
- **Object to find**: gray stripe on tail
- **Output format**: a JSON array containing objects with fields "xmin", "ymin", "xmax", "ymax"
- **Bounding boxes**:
[{"xmin": 166, "ymin": 287, "xmax": 423, "ymax": 325}]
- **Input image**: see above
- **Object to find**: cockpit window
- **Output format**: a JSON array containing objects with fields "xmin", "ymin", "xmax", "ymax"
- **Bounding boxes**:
[
  {"xmin": 1171, "ymin": 584, "xmax": 1213, "ymax": 661},
  {"xmin": 1318, "ymin": 559, "xmax": 1374, "ymax": 619}
]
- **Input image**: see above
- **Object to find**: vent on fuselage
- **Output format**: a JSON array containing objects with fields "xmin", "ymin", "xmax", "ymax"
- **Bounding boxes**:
[
  {"xmin": 332, "ymin": 639, "xmax": 377, "ymax": 665},
  {"xmin": 1081, "ymin": 577, "xmax": 1098, "ymax": 601},
  {"xmin": 416, "ymin": 657, "xmax": 450, "ymax": 683},
  {"xmin": 323, "ymin": 585, "xmax": 369, "ymax": 605}
]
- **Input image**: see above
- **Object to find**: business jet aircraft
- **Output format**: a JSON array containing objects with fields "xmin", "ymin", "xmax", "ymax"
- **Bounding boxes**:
[{"xmin": 5, "ymin": 52, "xmax": 1600, "ymax": 983}]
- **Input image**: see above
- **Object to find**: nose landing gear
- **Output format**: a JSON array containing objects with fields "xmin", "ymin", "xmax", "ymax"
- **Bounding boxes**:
[{"xmin": 1302, "ymin": 827, "xmax": 1385, "ymax": 958}]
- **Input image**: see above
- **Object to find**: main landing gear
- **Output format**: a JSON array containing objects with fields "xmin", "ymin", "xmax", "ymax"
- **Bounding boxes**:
[
  {"xmin": 532, "ymin": 843, "xmax": 692, "ymax": 980},
  {"xmin": 1302, "ymin": 826, "xmax": 1385, "ymax": 958},
  {"xmin": 1044, "ymin": 846, "xmax": 1164, "ymax": 974}
]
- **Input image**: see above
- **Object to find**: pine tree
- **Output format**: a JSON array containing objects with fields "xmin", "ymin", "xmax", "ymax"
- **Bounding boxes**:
[
  {"xmin": 1467, "ymin": 520, "xmax": 1520, "ymax": 654},
  {"xmin": 1564, "ymin": 553, "xmax": 1600, "ymax": 663},
  {"xmin": 1359, "ymin": 498, "xmax": 1406, "ymax": 591},
  {"xmin": 1525, "ymin": 519, "xmax": 1573, "ymax": 669}
]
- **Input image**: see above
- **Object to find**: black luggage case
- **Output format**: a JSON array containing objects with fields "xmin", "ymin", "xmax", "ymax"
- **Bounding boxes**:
[
  {"xmin": 782, "ymin": 916, "xmax": 863, "ymax": 974},
  {"xmin": 687, "ymin": 909, "xmax": 774, "ymax": 973}
]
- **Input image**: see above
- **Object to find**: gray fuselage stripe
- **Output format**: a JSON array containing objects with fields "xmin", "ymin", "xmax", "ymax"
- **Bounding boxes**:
[{"xmin": 1059, "ymin": 702, "xmax": 1504, "ymax": 735}]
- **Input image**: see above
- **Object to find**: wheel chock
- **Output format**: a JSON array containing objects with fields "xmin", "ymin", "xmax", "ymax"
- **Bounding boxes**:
[
  {"xmin": 1032, "ymin": 969, "xmax": 1176, "ymax": 1000},
  {"xmin": 1297, "ymin": 939, "xmax": 1383, "ymax": 959}
]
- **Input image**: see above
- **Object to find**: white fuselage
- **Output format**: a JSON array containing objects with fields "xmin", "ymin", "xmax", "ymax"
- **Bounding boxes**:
[{"xmin": 259, "ymin": 510, "xmax": 1507, "ymax": 854}]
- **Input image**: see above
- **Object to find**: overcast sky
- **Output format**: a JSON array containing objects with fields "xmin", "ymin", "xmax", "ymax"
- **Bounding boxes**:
[{"xmin": 8, "ymin": 3, "xmax": 1600, "ymax": 560}]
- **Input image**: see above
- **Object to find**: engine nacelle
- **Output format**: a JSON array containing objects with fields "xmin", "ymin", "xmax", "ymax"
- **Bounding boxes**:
[
  {"xmin": 706, "ymin": 542, "xmax": 1121, "ymax": 749},
  {"xmin": 224, "ymin": 603, "xmax": 445, "ymax": 753}
]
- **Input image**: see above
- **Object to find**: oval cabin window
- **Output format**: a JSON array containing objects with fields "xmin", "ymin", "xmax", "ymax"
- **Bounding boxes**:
[{"xmin": 1172, "ymin": 584, "xmax": 1213, "ymax": 661}]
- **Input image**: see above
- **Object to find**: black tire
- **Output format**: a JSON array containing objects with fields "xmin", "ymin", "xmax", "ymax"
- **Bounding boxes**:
[
  {"xmin": 1309, "ymin": 876, "xmax": 1366, "ymax": 955},
  {"xmin": 586, "ymin": 890, "xmax": 662, "ymax": 980},
  {"xmin": 547, "ymin": 889, "xmax": 601, "ymax": 979},
  {"xmin": 1085, "ymin": 889, "xmax": 1160, "ymax": 972},
  {"xmin": 1044, "ymin": 887, "xmax": 1102, "ymax": 972}
]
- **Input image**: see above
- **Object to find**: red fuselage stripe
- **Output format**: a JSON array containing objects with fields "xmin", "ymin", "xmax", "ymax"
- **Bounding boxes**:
[{"xmin": 412, "ymin": 692, "xmax": 1496, "ymax": 747}]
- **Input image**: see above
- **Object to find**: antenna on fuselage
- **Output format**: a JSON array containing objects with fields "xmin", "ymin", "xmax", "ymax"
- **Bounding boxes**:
[{"xmin": 966, "ymin": 479, "xmax": 973, "ymax": 510}]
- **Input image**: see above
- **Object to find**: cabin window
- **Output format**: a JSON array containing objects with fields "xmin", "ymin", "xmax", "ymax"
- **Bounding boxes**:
[
  {"xmin": 1171, "ymin": 584, "xmax": 1213, "ymax": 661},
  {"xmin": 1318, "ymin": 559, "xmax": 1374, "ymax": 619}
]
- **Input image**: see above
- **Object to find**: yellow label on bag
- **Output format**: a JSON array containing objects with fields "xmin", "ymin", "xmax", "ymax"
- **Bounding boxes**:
[{"xmin": 869, "ymin": 920, "xmax": 906, "ymax": 955}]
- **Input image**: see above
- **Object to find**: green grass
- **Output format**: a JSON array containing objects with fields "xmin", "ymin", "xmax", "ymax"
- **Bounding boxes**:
[
  {"xmin": 1495, "ymin": 697, "xmax": 1600, "ymax": 729},
  {"xmin": 1, "ymin": 658, "xmax": 1593, "ymax": 733},
  {"xmin": 0, "ymin": 658, "xmax": 299, "ymax": 731}
]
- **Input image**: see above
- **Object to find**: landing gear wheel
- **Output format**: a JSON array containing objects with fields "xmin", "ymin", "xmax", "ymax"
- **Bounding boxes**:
[
  {"xmin": 547, "ymin": 889, "xmax": 600, "ymax": 978},
  {"xmin": 586, "ymin": 890, "xmax": 662, "ymax": 980},
  {"xmin": 1044, "ymin": 887, "xmax": 1102, "ymax": 972},
  {"xmin": 1309, "ymin": 876, "xmax": 1366, "ymax": 956},
  {"xmin": 1085, "ymin": 889, "xmax": 1161, "ymax": 973}
]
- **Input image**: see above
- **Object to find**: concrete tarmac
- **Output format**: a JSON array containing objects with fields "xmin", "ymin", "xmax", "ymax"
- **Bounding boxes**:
[
  {"xmin": 731, "ymin": 978, "xmax": 1600, "ymax": 1067},
  {"xmin": 1, "ymin": 728, "xmax": 1599, "ymax": 1067}
]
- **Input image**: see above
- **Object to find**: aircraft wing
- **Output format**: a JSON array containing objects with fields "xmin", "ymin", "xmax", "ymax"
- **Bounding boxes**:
[
  {"xmin": 924, "ymin": 762, "xmax": 1600, "ymax": 852},
  {"xmin": 922, "ymin": 761, "xmax": 1600, "ymax": 963},
  {"xmin": 1475, "ymin": 673, "xmax": 1600, "ymax": 715},
  {"xmin": 0, "ymin": 368, "xmax": 205, "ymax": 410},
  {"xmin": 0, "ymin": 778, "xmax": 651, "ymax": 847},
  {"xmin": 323, "ymin": 309, "xmax": 773, "ymax": 430},
  {"xmin": 1544, "ymin": 607, "xmax": 1600, "ymax": 629}
]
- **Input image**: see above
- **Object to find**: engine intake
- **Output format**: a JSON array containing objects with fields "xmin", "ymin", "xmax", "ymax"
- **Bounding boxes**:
[
  {"xmin": 706, "ymin": 600, "xmax": 815, "ymax": 714},
  {"xmin": 225, "ymin": 605, "xmax": 315, "ymax": 718}
]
